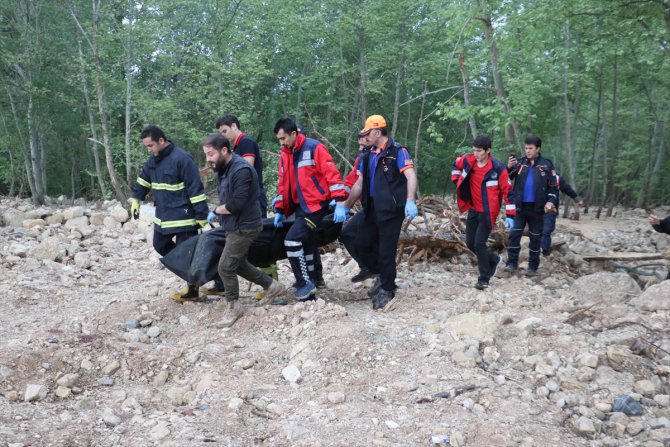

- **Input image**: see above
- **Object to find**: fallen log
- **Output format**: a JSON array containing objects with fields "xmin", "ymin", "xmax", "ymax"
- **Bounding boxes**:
[{"xmin": 581, "ymin": 251, "xmax": 670, "ymax": 261}]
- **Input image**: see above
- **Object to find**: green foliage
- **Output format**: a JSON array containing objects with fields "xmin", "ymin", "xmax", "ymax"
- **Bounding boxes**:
[{"xmin": 0, "ymin": 0, "xmax": 667, "ymax": 204}]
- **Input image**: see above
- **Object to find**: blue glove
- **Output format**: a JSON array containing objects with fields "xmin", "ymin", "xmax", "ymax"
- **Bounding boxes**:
[
  {"xmin": 207, "ymin": 211, "xmax": 218, "ymax": 225},
  {"xmin": 271, "ymin": 197, "xmax": 280, "ymax": 212},
  {"xmin": 405, "ymin": 200, "xmax": 418, "ymax": 219},
  {"xmin": 273, "ymin": 212, "xmax": 284, "ymax": 228},
  {"xmin": 504, "ymin": 217, "xmax": 515, "ymax": 229},
  {"xmin": 333, "ymin": 204, "xmax": 349, "ymax": 223},
  {"xmin": 329, "ymin": 199, "xmax": 336, "ymax": 209}
]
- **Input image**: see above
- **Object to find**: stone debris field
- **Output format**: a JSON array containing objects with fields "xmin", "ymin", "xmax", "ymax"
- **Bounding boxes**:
[{"xmin": 1, "ymin": 197, "xmax": 670, "ymax": 447}]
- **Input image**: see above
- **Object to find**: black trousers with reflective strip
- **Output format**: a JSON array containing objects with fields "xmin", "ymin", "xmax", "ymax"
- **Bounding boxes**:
[
  {"xmin": 284, "ymin": 206, "xmax": 328, "ymax": 287},
  {"xmin": 507, "ymin": 204, "xmax": 544, "ymax": 270}
]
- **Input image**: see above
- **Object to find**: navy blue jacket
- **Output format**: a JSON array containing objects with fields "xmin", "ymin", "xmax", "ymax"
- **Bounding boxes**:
[
  {"xmin": 507, "ymin": 155, "xmax": 559, "ymax": 213},
  {"xmin": 652, "ymin": 215, "xmax": 670, "ymax": 235},
  {"xmin": 132, "ymin": 142, "xmax": 208, "ymax": 234}
]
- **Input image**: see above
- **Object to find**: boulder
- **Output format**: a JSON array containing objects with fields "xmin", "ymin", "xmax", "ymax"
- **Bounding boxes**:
[
  {"xmin": 442, "ymin": 312, "xmax": 499, "ymax": 339},
  {"xmin": 571, "ymin": 272, "xmax": 641, "ymax": 305},
  {"xmin": 2, "ymin": 209, "xmax": 27, "ymax": 227},
  {"xmin": 62, "ymin": 206, "xmax": 85, "ymax": 220},
  {"xmin": 110, "ymin": 205, "xmax": 129, "ymax": 223},
  {"xmin": 630, "ymin": 281, "xmax": 670, "ymax": 312},
  {"xmin": 31, "ymin": 236, "xmax": 64, "ymax": 262},
  {"xmin": 64, "ymin": 216, "xmax": 90, "ymax": 233}
]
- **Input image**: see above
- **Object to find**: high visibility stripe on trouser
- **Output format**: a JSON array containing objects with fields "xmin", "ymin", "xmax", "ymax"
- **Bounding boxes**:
[
  {"xmin": 506, "ymin": 207, "xmax": 544, "ymax": 270},
  {"xmin": 285, "ymin": 240, "xmax": 311, "ymax": 286}
]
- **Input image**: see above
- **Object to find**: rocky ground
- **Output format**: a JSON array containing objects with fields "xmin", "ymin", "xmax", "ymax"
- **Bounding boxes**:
[{"xmin": 1, "ymin": 197, "xmax": 670, "ymax": 447}]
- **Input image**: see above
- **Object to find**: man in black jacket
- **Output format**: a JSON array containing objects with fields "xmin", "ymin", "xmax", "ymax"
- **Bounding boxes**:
[
  {"xmin": 504, "ymin": 135, "xmax": 558, "ymax": 277},
  {"xmin": 202, "ymin": 133, "xmax": 286, "ymax": 328},
  {"xmin": 343, "ymin": 115, "xmax": 418, "ymax": 310},
  {"xmin": 649, "ymin": 213, "xmax": 670, "ymax": 280},
  {"xmin": 131, "ymin": 125, "xmax": 208, "ymax": 301}
]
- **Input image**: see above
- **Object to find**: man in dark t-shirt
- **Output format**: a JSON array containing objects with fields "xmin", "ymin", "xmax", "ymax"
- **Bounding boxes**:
[{"xmin": 216, "ymin": 114, "xmax": 267, "ymax": 217}]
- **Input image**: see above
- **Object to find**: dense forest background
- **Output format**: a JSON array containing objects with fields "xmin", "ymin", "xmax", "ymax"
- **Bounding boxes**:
[{"xmin": 1, "ymin": 0, "xmax": 669, "ymax": 210}]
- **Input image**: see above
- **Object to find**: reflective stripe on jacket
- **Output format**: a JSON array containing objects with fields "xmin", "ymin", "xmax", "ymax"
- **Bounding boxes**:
[
  {"xmin": 275, "ymin": 133, "xmax": 346, "ymax": 216},
  {"xmin": 132, "ymin": 143, "xmax": 208, "ymax": 234},
  {"xmin": 452, "ymin": 154, "xmax": 514, "ymax": 226}
]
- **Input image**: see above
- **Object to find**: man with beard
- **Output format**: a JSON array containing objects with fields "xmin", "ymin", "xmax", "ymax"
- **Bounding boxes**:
[{"xmin": 202, "ymin": 133, "xmax": 286, "ymax": 328}]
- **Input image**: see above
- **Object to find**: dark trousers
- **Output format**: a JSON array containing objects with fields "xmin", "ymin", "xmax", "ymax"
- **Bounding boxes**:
[
  {"xmin": 218, "ymin": 227, "xmax": 272, "ymax": 302},
  {"xmin": 507, "ymin": 204, "xmax": 544, "ymax": 270},
  {"xmin": 153, "ymin": 229, "xmax": 197, "ymax": 257},
  {"xmin": 259, "ymin": 188, "xmax": 268, "ymax": 219},
  {"xmin": 466, "ymin": 210, "xmax": 497, "ymax": 282},
  {"xmin": 352, "ymin": 202, "xmax": 404, "ymax": 292},
  {"xmin": 340, "ymin": 211, "xmax": 373, "ymax": 270},
  {"xmin": 541, "ymin": 210, "xmax": 557, "ymax": 254},
  {"xmin": 284, "ymin": 207, "xmax": 328, "ymax": 287}
]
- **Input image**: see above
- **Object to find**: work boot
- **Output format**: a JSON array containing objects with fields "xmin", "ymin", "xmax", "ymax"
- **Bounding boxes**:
[
  {"xmin": 503, "ymin": 263, "xmax": 517, "ymax": 272},
  {"xmin": 315, "ymin": 278, "xmax": 327, "ymax": 289},
  {"xmin": 214, "ymin": 300, "xmax": 243, "ymax": 328},
  {"xmin": 257, "ymin": 280, "xmax": 287, "ymax": 306},
  {"xmin": 200, "ymin": 278, "xmax": 225, "ymax": 296},
  {"xmin": 367, "ymin": 275, "xmax": 382, "ymax": 298},
  {"xmin": 524, "ymin": 268, "xmax": 537, "ymax": 277},
  {"xmin": 490, "ymin": 255, "xmax": 502, "ymax": 278},
  {"xmin": 372, "ymin": 288, "xmax": 394, "ymax": 310},
  {"xmin": 170, "ymin": 284, "xmax": 201, "ymax": 303},
  {"xmin": 351, "ymin": 268, "xmax": 375, "ymax": 283},
  {"xmin": 474, "ymin": 280, "xmax": 490, "ymax": 290}
]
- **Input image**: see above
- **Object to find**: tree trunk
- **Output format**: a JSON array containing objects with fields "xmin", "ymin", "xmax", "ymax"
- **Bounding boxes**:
[
  {"xmin": 77, "ymin": 33, "xmax": 107, "ymax": 198},
  {"xmin": 124, "ymin": 0, "xmax": 135, "ymax": 186},
  {"xmin": 459, "ymin": 51, "xmax": 478, "ymax": 139},
  {"xmin": 586, "ymin": 65, "xmax": 605, "ymax": 211},
  {"xmin": 478, "ymin": 1, "xmax": 519, "ymax": 146},
  {"xmin": 358, "ymin": 27, "xmax": 367, "ymax": 121},
  {"xmin": 605, "ymin": 52, "xmax": 619, "ymax": 217},
  {"xmin": 7, "ymin": 90, "xmax": 36, "ymax": 200},
  {"xmin": 391, "ymin": 51, "xmax": 404, "ymax": 139},
  {"xmin": 413, "ymin": 82, "xmax": 428, "ymax": 172},
  {"xmin": 562, "ymin": 19, "xmax": 576, "ymax": 185},
  {"xmin": 72, "ymin": 1, "xmax": 126, "ymax": 203}
]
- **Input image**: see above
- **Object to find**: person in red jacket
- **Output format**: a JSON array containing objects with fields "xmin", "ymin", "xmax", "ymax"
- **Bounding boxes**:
[
  {"xmin": 452, "ymin": 135, "xmax": 514, "ymax": 289},
  {"xmin": 273, "ymin": 118, "xmax": 348, "ymax": 300}
]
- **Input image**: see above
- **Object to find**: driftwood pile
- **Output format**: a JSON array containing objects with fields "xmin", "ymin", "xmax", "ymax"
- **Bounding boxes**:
[{"xmin": 397, "ymin": 195, "xmax": 509, "ymax": 266}]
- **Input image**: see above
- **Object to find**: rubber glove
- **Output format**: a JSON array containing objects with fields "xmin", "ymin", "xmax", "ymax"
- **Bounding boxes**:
[
  {"xmin": 196, "ymin": 219, "xmax": 208, "ymax": 228},
  {"xmin": 504, "ymin": 217, "xmax": 515, "ymax": 229},
  {"xmin": 274, "ymin": 212, "xmax": 284, "ymax": 228},
  {"xmin": 271, "ymin": 197, "xmax": 280, "ymax": 212},
  {"xmin": 130, "ymin": 199, "xmax": 140, "ymax": 220},
  {"xmin": 333, "ymin": 204, "xmax": 349, "ymax": 223},
  {"xmin": 329, "ymin": 199, "xmax": 336, "ymax": 209},
  {"xmin": 405, "ymin": 200, "xmax": 418, "ymax": 219},
  {"xmin": 207, "ymin": 211, "xmax": 218, "ymax": 225}
]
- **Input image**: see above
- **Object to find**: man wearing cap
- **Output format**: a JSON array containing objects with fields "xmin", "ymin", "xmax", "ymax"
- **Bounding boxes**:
[
  {"xmin": 272, "ymin": 118, "xmax": 348, "ymax": 301},
  {"xmin": 343, "ymin": 115, "xmax": 418, "ymax": 310}
]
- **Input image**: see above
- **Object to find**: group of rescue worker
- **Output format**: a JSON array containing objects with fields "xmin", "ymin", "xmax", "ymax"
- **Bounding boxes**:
[
  {"xmin": 130, "ymin": 116, "xmax": 669, "ymax": 328},
  {"xmin": 130, "ymin": 114, "xmax": 417, "ymax": 328}
]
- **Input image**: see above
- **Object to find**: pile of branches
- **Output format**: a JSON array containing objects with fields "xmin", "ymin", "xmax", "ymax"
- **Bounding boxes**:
[{"xmin": 397, "ymin": 195, "xmax": 509, "ymax": 266}]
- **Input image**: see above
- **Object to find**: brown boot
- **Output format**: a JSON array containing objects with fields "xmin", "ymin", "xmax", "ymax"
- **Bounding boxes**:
[
  {"xmin": 257, "ymin": 280, "xmax": 287, "ymax": 306},
  {"xmin": 214, "ymin": 300, "xmax": 243, "ymax": 328}
]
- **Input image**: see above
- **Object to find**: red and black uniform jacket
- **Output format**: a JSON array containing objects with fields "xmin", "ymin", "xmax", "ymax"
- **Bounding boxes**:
[
  {"xmin": 275, "ymin": 133, "xmax": 346, "ymax": 216},
  {"xmin": 452, "ymin": 154, "xmax": 514, "ymax": 226}
]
